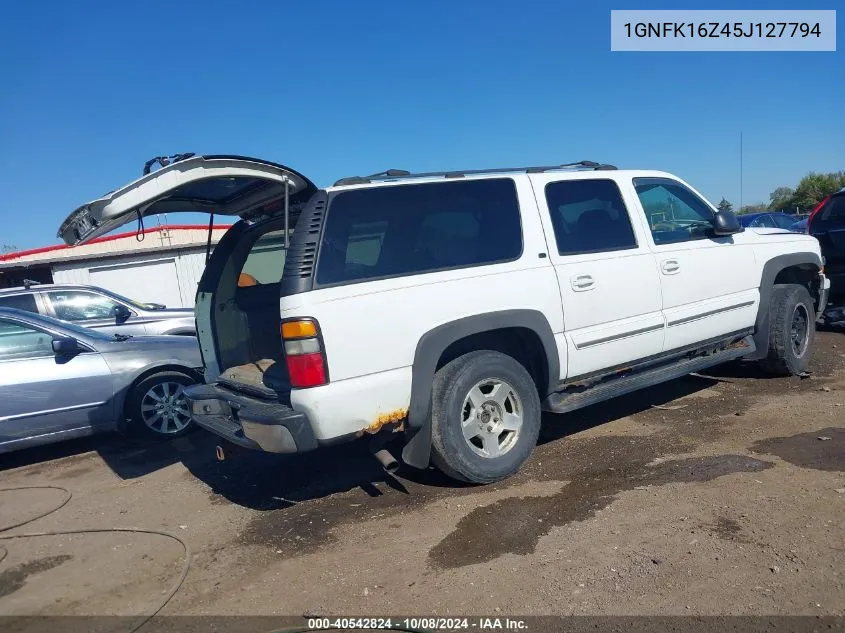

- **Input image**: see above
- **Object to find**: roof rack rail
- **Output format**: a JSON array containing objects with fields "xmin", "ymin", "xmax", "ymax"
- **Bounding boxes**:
[
  {"xmin": 334, "ymin": 169, "xmax": 412, "ymax": 187},
  {"xmin": 332, "ymin": 161, "xmax": 616, "ymax": 186}
]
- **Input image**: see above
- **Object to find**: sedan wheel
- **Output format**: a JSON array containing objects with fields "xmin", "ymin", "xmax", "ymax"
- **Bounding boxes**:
[
  {"xmin": 140, "ymin": 381, "xmax": 192, "ymax": 435},
  {"xmin": 126, "ymin": 371, "xmax": 196, "ymax": 439}
]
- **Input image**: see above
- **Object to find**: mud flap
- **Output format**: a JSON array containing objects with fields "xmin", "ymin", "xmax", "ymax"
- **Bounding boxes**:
[{"xmin": 401, "ymin": 420, "xmax": 432, "ymax": 470}]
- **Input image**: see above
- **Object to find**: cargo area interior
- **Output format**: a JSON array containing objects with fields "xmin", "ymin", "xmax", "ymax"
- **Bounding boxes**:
[{"xmin": 206, "ymin": 213, "xmax": 299, "ymax": 400}]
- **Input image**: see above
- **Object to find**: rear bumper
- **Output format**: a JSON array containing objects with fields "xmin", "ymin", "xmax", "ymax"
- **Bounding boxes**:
[{"xmin": 184, "ymin": 383, "xmax": 318, "ymax": 454}]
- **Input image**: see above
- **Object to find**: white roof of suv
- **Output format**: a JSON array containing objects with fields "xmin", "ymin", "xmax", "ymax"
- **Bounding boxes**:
[{"xmin": 327, "ymin": 163, "xmax": 678, "ymax": 191}]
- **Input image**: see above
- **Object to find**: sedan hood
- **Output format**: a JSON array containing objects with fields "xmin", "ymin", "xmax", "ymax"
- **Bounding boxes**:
[{"xmin": 146, "ymin": 307, "xmax": 195, "ymax": 316}]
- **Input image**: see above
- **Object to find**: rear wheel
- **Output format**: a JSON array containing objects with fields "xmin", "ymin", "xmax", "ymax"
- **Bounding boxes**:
[
  {"xmin": 126, "ymin": 371, "xmax": 197, "ymax": 439},
  {"xmin": 430, "ymin": 350, "xmax": 541, "ymax": 484},
  {"xmin": 760, "ymin": 284, "xmax": 816, "ymax": 376}
]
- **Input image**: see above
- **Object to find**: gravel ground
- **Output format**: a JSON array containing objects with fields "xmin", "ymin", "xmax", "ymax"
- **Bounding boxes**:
[{"xmin": 1, "ymin": 329, "xmax": 843, "ymax": 623}]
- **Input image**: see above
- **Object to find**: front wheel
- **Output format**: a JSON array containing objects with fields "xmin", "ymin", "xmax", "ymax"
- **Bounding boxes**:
[
  {"xmin": 430, "ymin": 350, "xmax": 541, "ymax": 484},
  {"xmin": 760, "ymin": 284, "xmax": 816, "ymax": 376},
  {"xmin": 126, "ymin": 371, "xmax": 197, "ymax": 439}
]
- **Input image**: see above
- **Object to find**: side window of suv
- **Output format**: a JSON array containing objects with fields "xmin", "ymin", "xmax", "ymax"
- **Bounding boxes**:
[
  {"xmin": 0, "ymin": 293, "xmax": 39, "ymax": 314},
  {"xmin": 814, "ymin": 194, "xmax": 845, "ymax": 229},
  {"xmin": 316, "ymin": 178, "xmax": 522, "ymax": 285},
  {"xmin": 46, "ymin": 290, "xmax": 119, "ymax": 321},
  {"xmin": 544, "ymin": 179, "xmax": 638, "ymax": 255},
  {"xmin": 633, "ymin": 178, "xmax": 715, "ymax": 245},
  {"xmin": 239, "ymin": 230, "xmax": 288, "ymax": 287}
]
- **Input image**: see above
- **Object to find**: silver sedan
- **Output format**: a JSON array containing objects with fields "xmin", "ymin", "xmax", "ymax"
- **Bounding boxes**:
[{"xmin": 0, "ymin": 307, "xmax": 204, "ymax": 453}]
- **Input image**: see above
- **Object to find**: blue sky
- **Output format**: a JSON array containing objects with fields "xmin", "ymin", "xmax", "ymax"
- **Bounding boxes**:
[{"xmin": 0, "ymin": 0, "xmax": 841, "ymax": 249}]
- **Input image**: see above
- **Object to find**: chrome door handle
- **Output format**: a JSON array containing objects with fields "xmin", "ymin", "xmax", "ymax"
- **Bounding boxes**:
[
  {"xmin": 571, "ymin": 274, "xmax": 595, "ymax": 291},
  {"xmin": 661, "ymin": 259, "xmax": 680, "ymax": 274}
]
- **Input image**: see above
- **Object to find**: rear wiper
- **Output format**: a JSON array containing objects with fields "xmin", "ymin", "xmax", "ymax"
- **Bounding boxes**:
[{"xmin": 113, "ymin": 333, "xmax": 133, "ymax": 341}]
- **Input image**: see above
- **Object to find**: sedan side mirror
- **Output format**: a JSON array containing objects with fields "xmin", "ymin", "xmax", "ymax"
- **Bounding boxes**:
[
  {"xmin": 113, "ymin": 304, "xmax": 132, "ymax": 322},
  {"xmin": 52, "ymin": 336, "xmax": 81, "ymax": 355},
  {"xmin": 712, "ymin": 210, "xmax": 742, "ymax": 236}
]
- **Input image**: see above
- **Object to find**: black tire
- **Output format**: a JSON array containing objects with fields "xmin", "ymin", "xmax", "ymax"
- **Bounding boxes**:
[
  {"xmin": 430, "ymin": 350, "xmax": 541, "ymax": 484},
  {"xmin": 759, "ymin": 284, "xmax": 816, "ymax": 376},
  {"xmin": 126, "ymin": 371, "xmax": 197, "ymax": 439}
]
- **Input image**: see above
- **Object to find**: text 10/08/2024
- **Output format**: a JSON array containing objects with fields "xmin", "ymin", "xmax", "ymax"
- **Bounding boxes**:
[{"xmin": 307, "ymin": 617, "xmax": 528, "ymax": 630}]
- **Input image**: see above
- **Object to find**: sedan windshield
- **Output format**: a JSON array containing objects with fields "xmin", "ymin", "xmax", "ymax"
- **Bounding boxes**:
[
  {"xmin": 97, "ymin": 287, "xmax": 163, "ymax": 310},
  {"xmin": 18, "ymin": 310, "xmax": 114, "ymax": 341}
]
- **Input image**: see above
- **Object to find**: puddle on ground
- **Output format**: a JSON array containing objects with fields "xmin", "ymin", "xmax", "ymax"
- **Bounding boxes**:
[
  {"xmin": 0, "ymin": 554, "xmax": 73, "ymax": 598},
  {"xmin": 711, "ymin": 516, "xmax": 752, "ymax": 544},
  {"xmin": 428, "ymin": 454, "xmax": 773, "ymax": 569},
  {"xmin": 751, "ymin": 427, "xmax": 845, "ymax": 472},
  {"xmin": 216, "ymin": 341, "xmax": 845, "ymax": 560},
  {"xmin": 236, "ymin": 433, "xmax": 690, "ymax": 556}
]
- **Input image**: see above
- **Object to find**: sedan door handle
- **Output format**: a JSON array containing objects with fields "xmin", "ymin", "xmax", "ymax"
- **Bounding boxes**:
[
  {"xmin": 571, "ymin": 274, "xmax": 595, "ymax": 291},
  {"xmin": 661, "ymin": 259, "xmax": 681, "ymax": 275}
]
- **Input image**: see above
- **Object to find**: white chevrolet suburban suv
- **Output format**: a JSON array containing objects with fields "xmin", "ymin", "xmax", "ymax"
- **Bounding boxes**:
[{"xmin": 58, "ymin": 155, "xmax": 830, "ymax": 483}]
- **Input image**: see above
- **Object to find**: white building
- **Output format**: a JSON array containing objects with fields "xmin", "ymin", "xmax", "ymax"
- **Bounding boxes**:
[{"xmin": 0, "ymin": 224, "xmax": 231, "ymax": 308}]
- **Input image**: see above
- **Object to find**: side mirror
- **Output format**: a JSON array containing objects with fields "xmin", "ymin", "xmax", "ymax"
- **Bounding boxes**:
[
  {"xmin": 52, "ymin": 337, "xmax": 81, "ymax": 355},
  {"xmin": 113, "ymin": 304, "xmax": 132, "ymax": 322},
  {"xmin": 712, "ymin": 210, "xmax": 742, "ymax": 236}
]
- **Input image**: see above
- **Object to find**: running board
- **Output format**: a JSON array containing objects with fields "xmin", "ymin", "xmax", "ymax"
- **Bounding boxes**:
[{"xmin": 543, "ymin": 336, "xmax": 756, "ymax": 414}]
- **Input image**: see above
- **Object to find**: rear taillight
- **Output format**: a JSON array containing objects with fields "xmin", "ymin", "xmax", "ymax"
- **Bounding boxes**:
[
  {"xmin": 281, "ymin": 318, "xmax": 328, "ymax": 388},
  {"xmin": 806, "ymin": 196, "xmax": 830, "ymax": 233}
]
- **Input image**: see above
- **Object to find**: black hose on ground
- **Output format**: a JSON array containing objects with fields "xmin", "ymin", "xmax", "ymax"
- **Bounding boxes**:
[
  {"xmin": 0, "ymin": 486, "xmax": 431, "ymax": 633},
  {"xmin": 0, "ymin": 485, "xmax": 191, "ymax": 633}
]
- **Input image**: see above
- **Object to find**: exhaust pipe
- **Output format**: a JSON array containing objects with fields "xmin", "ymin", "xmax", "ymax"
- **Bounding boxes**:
[
  {"xmin": 215, "ymin": 443, "xmax": 246, "ymax": 462},
  {"xmin": 373, "ymin": 448, "xmax": 400, "ymax": 475}
]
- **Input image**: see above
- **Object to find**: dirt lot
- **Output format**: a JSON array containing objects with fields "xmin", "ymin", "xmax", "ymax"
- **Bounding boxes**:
[{"xmin": 1, "ymin": 330, "xmax": 844, "ymax": 623}]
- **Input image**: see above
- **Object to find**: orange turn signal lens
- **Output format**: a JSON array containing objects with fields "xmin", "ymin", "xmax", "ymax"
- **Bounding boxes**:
[{"xmin": 281, "ymin": 320, "xmax": 317, "ymax": 339}]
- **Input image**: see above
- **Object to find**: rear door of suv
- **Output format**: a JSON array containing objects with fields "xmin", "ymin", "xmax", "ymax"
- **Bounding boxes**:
[
  {"xmin": 58, "ymin": 155, "xmax": 317, "ymax": 247},
  {"xmin": 529, "ymin": 173, "xmax": 665, "ymax": 379},
  {"xmin": 56, "ymin": 154, "xmax": 318, "ymax": 377}
]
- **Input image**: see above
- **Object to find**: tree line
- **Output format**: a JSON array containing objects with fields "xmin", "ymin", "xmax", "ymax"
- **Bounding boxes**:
[{"xmin": 717, "ymin": 171, "xmax": 845, "ymax": 215}]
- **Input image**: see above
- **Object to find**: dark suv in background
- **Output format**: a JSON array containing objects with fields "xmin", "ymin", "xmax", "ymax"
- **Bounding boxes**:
[{"xmin": 808, "ymin": 189, "xmax": 845, "ymax": 320}]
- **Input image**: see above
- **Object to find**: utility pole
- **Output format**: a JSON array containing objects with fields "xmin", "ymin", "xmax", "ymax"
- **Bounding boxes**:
[{"xmin": 740, "ymin": 132, "xmax": 744, "ymax": 212}]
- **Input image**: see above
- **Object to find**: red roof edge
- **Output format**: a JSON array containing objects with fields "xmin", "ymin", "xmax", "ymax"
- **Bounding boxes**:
[{"xmin": 0, "ymin": 224, "xmax": 234, "ymax": 262}]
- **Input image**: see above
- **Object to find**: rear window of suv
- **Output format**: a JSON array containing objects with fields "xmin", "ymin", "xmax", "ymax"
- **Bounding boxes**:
[
  {"xmin": 316, "ymin": 179, "xmax": 522, "ymax": 285},
  {"xmin": 813, "ymin": 194, "xmax": 845, "ymax": 228}
]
